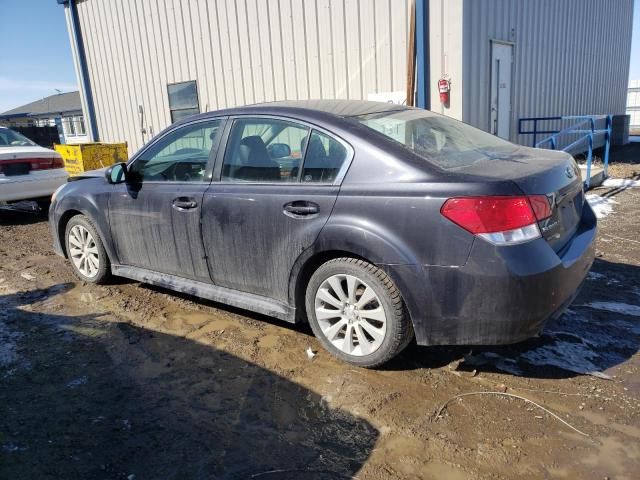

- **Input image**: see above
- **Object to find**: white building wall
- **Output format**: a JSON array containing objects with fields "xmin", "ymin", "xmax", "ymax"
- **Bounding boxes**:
[
  {"xmin": 71, "ymin": 0, "xmax": 410, "ymax": 153},
  {"xmin": 461, "ymin": 0, "xmax": 634, "ymax": 144},
  {"xmin": 428, "ymin": 0, "xmax": 464, "ymax": 119},
  {"xmin": 629, "ymin": 79, "xmax": 640, "ymax": 134}
]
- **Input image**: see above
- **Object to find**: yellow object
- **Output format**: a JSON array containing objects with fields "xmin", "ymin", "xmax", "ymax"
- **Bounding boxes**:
[{"xmin": 54, "ymin": 142, "xmax": 128, "ymax": 176}]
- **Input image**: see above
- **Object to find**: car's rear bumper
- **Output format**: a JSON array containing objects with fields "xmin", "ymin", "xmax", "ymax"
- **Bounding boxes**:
[
  {"xmin": 0, "ymin": 169, "xmax": 68, "ymax": 203},
  {"xmin": 384, "ymin": 202, "xmax": 597, "ymax": 346}
]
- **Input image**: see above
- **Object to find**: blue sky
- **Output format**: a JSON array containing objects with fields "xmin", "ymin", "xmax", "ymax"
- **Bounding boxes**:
[
  {"xmin": 0, "ymin": 0, "xmax": 77, "ymax": 112},
  {"xmin": 0, "ymin": 0, "xmax": 639, "ymax": 113},
  {"xmin": 631, "ymin": 0, "xmax": 640, "ymax": 79}
]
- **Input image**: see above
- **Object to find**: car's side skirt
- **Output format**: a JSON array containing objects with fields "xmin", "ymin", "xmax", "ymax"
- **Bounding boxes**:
[{"xmin": 111, "ymin": 265, "xmax": 296, "ymax": 322}]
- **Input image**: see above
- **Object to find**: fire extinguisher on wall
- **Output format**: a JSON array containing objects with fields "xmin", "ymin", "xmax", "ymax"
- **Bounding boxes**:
[{"xmin": 438, "ymin": 76, "xmax": 451, "ymax": 108}]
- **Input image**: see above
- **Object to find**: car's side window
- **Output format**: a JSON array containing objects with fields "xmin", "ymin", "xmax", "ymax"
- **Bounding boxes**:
[
  {"xmin": 221, "ymin": 118, "xmax": 310, "ymax": 183},
  {"xmin": 129, "ymin": 119, "xmax": 222, "ymax": 182},
  {"xmin": 300, "ymin": 130, "xmax": 348, "ymax": 183}
]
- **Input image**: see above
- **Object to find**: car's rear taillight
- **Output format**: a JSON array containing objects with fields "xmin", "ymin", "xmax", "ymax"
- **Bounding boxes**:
[
  {"xmin": 527, "ymin": 194, "xmax": 553, "ymax": 221},
  {"xmin": 440, "ymin": 195, "xmax": 552, "ymax": 246},
  {"xmin": 30, "ymin": 157, "xmax": 64, "ymax": 170},
  {"xmin": 0, "ymin": 156, "xmax": 63, "ymax": 174}
]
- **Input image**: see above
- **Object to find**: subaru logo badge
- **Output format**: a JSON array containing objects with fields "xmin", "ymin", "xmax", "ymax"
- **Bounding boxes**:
[{"xmin": 565, "ymin": 166, "xmax": 574, "ymax": 179}]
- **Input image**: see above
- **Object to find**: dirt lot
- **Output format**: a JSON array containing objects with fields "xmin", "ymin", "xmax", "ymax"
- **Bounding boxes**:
[{"xmin": 1, "ymin": 174, "xmax": 639, "ymax": 479}]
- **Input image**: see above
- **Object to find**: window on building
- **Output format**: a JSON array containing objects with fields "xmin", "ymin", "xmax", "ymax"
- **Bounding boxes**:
[
  {"xmin": 129, "ymin": 119, "xmax": 222, "ymax": 182},
  {"xmin": 62, "ymin": 117, "xmax": 76, "ymax": 136},
  {"xmin": 75, "ymin": 116, "xmax": 86, "ymax": 135},
  {"xmin": 60, "ymin": 116, "xmax": 87, "ymax": 136},
  {"xmin": 222, "ymin": 118, "xmax": 310, "ymax": 183},
  {"xmin": 168, "ymin": 81, "xmax": 200, "ymax": 123}
]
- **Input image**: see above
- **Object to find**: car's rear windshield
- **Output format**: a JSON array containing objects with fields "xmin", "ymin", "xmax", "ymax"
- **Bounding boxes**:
[
  {"xmin": 0, "ymin": 128, "xmax": 37, "ymax": 147},
  {"xmin": 353, "ymin": 109, "xmax": 518, "ymax": 169}
]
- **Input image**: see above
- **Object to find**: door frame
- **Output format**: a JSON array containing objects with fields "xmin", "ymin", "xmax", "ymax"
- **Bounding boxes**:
[{"xmin": 489, "ymin": 39, "xmax": 515, "ymax": 140}]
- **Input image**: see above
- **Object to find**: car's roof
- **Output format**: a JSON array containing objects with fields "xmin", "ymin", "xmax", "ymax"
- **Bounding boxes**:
[
  {"xmin": 183, "ymin": 99, "xmax": 412, "ymax": 126},
  {"xmin": 248, "ymin": 99, "xmax": 410, "ymax": 117}
]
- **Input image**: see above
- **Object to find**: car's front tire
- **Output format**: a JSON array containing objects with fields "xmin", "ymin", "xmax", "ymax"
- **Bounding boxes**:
[
  {"xmin": 305, "ymin": 257, "xmax": 414, "ymax": 368},
  {"xmin": 64, "ymin": 215, "xmax": 111, "ymax": 284}
]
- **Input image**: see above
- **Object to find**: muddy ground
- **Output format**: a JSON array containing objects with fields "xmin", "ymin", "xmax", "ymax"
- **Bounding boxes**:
[{"xmin": 1, "ymin": 174, "xmax": 639, "ymax": 479}]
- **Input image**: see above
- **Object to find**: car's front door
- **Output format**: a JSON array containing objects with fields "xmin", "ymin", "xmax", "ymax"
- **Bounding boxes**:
[
  {"xmin": 109, "ymin": 118, "xmax": 225, "ymax": 281},
  {"xmin": 202, "ymin": 116, "xmax": 352, "ymax": 303}
]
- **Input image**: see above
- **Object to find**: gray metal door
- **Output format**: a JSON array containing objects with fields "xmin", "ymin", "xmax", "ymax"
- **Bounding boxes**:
[{"xmin": 490, "ymin": 41, "xmax": 513, "ymax": 139}]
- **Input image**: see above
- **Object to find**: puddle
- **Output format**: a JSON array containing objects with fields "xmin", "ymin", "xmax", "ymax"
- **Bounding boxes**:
[
  {"xmin": 580, "ymin": 435, "xmax": 640, "ymax": 476},
  {"xmin": 0, "ymin": 316, "xmax": 23, "ymax": 369}
]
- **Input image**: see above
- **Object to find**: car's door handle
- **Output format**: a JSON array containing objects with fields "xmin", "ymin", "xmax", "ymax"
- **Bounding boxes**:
[
  {"xmin": 172, "ymin": 197, "xmax": 198, "ymax": 210},
  {"xmin": 283, "ymin": 201, "xmax": 319, "ymax": 217}
]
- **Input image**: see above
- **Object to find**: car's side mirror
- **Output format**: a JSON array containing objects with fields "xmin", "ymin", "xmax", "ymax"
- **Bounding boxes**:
[
  {"xmin": 267, "ymin": 143, "xmax": 291, "ymax": 159},
  {"xmin": 105, "ymin": 162, "xmax": 128, "ymax": 184}
]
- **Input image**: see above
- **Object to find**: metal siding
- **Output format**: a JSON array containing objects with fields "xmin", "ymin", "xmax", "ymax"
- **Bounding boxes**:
[
  {"xmin": 429, "ymin": 0, "xmax": 465, "ymax": 118},
  {"xmin": 461, "ymin": 0, "xmax": 634, "ymax": 143},
  {"xmin": 74, "ymin": 0, "xmax": 411, "ymax": 153}
]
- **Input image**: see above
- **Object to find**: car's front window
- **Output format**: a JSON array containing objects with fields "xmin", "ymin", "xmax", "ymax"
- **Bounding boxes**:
[
  {"xmin": 130, "ymin": 120, "xmax": 222, "ymax": 182},
  {"xmin": 353, "ymin": 109, "xmax": 518, "ymax": 169},
  {"xmin": 0, "ymin": 129, "xmax": 37, "ymax": 147}
]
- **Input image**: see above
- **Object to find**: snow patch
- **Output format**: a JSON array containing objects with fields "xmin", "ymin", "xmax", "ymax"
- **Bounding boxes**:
[
  {"xmin": 587, "ymin": 271, "xmax": 606, "ymax": 281},
  {"xmin": 66, "ymin": 375, "xmax": 89, "ymax": 388},
  {"xmin": 602, "ymin": 178, "xmax": 640, "ymax": 188},
  {"xmin": 585, "ymin": 194, "xmax": 618, "ymax": 218},
  {"xmin": 462, "ymin": 307, "xmax": 640, "ymax": 379},
  {"xmin": 583, "ymin": 301, "xmax": 640, "ymax": 317},
  {"xmin": 586, "ymin": 271, "xmax": 620, "ymax": 286}
]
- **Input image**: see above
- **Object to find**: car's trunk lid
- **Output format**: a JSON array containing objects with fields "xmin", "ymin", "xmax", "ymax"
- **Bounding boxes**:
[{"xmin": 453, "ymin": 146, "xmax": 584, "ymax": 252}]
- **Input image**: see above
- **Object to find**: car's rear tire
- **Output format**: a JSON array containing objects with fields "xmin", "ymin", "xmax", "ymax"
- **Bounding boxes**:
[
  {"xmin": 305, "ymin": 257, "xmax": 414, "ymax": 368},
  {"xmin": 64, "ymin": 215, "xmax": 111, "ymax": 284}
]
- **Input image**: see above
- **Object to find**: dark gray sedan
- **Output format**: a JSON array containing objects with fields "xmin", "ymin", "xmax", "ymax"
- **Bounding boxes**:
[{"xmin": 49, "ymin": 100, "xmax": 596, "ymax": 367}]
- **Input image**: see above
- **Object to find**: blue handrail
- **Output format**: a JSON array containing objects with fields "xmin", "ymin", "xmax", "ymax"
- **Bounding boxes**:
[{"xmin": 518, "ymin": 115, "xmax": 612, "ymax": 189}]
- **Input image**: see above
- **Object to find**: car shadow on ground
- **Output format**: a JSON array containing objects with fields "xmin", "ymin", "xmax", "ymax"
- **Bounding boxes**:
[
  {"xmin": 391, "ymin": 258, "xmax": 640, "ymax": 379},
  {"xmin": 0, "ymin": 285, "xmax": 378, "ymax": 480}
]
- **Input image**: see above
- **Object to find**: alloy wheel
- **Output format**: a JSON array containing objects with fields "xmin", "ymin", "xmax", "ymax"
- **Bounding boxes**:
[
  {"xmin": 68, "ymin": 225, "xmax": 100, "ymax": 278},
  {"xmin": 314, "ymin": 274, "xmax": 387, "ymax": 356}
]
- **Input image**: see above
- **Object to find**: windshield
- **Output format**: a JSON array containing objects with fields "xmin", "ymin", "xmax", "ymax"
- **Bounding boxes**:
[
  {"xmin": 0, "ymin": 128, "xmax": 37, "ymax": 147},
  {"xmin": 353, "ymin": 109, "xmax": 518, "ymax": 169}
]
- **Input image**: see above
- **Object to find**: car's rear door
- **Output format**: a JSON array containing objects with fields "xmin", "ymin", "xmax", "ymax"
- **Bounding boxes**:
[
  {"xmin": 201, "ymin": 116, "xmax": 352, "ymax": 303},
  {"xmin": 108, "ymin": 118, "xmax": 225, "ymax": 281}
]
